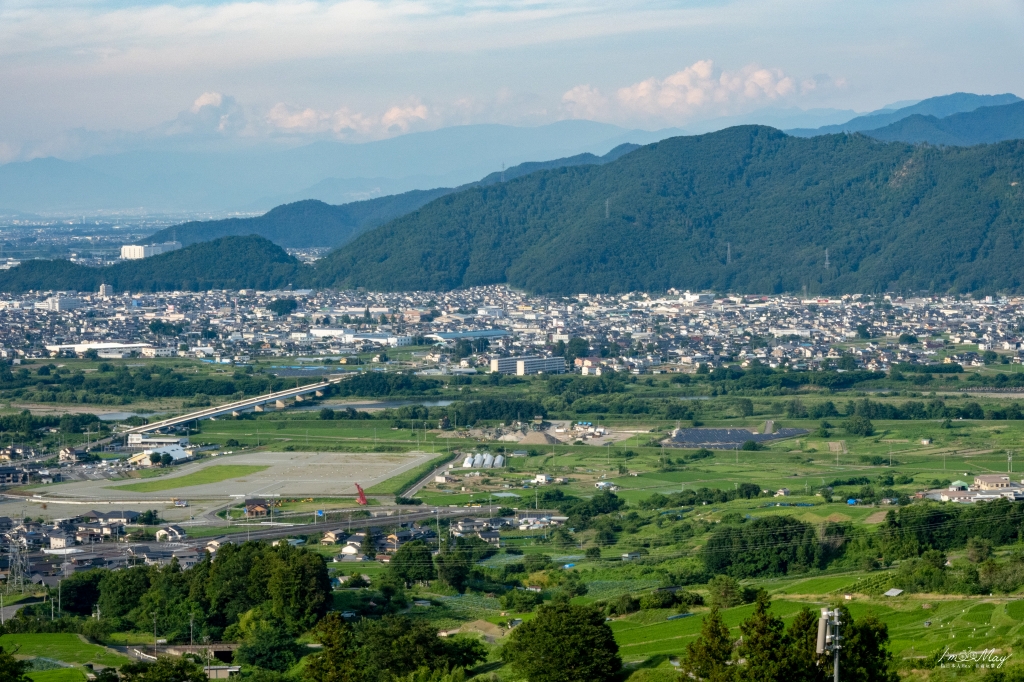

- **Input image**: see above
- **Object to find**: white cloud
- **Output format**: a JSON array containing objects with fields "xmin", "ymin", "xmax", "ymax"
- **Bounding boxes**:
[
  {"xmin": 564, "ymin": 60, "xmax": 815, "ymax": 124},
  {"xmin": 381, "ymin": 103, "xmax": 430, "ymax": 133},
  {"xmin": 191, "ymin": 92, "xmax": 224, "ymax": 113},
  {"xmin": 561, "ymin": 85, "xmax": 609, "ymax": 120},
  {"xmin": 265, "ymin": 100, "xmax": 429, "ymax": 139},
  {"xmin": 163, "ymin": 92, "xmax": 247, "ymax": 137}
]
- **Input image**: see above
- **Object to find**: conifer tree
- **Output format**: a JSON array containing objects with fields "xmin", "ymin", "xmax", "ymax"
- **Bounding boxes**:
[
  {"xmin": 738, "ymin": 591, "xmax": 791, "ymax": 682},
  {"xmin": 683, "ymin": 605, "xmax": 735, "ymax": 681}
]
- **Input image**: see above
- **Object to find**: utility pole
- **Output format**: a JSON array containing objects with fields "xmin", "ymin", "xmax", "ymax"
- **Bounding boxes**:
[{"xmin": 816, "ymin": 607, "xmax": 842, "ymax": 682}]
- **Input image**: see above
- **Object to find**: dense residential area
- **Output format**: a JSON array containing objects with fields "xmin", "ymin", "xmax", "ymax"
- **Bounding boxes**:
[{"xmin": 3, "ymin": 286, "xmax": 1023, "ymax": 375}]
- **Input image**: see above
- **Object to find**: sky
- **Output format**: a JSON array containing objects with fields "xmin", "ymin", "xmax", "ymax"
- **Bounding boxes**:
[{"xmin": 1, "ymin": 0, "xmax": 1023, "ymax": 162}]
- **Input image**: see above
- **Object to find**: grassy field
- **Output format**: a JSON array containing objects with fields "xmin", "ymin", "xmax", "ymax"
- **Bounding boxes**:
[
  {"xmin": 108, "ymin": 464, "xmax": 269, "ymax": 492},
  {"xmin": 0, "ymin": 633, "xmax": 129, "ymax": 668},
  {"xmin": 27, "ymin": 670, "xmax": 88, "ymax": 682}
]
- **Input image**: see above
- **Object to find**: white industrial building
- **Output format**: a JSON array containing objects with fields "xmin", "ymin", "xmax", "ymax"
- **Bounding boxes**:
[
  {"xmin": 120, "ymin": 242, "xmax": 182, "ymax": 260},
  {"xmin": 490, "ymin": 355, "xmax": 566, "ymax": 375},
  {"xmin": 308, "ymin": 328, "xmax": 413, "ymax": 346},
  {"xmin": 35, "ymin": 296, "xmax": 83, "ymax": 312},
  {"xmin": 45, "ymin": 342, "xmax": 152, "ymax": 356}
]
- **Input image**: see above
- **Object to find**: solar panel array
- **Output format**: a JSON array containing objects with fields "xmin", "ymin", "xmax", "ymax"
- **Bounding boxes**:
[{"xmin": 665, "ymin": 427, "xmax": 809, "ymax": 449}]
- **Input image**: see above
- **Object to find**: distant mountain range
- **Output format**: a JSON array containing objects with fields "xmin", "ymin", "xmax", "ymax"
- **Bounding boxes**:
[
  {"xmin": 144, "ymin": 145, "xmax": 639, "ymax": 248},
  {"xmin": 862, "ymin": 100, "xmax": 1024, "ymax": 146},
  {"xmin": 7, "ymin": 125, "xmax": 1024, "ymax": 296},
  {"xmin": 786, "ymin": 92, "xmax": 1022, "ymax": 136}
]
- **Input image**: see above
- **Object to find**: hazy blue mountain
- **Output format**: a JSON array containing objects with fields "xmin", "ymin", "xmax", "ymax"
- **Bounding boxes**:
[
  {"xmin": 0, "ymin": 121, "xmax": 659, "ymax": 214},
  {"xmin": 786, "ymin": 92, "xmax": 1021, "ymax": 137},
  {"xmin": 143, "ymin": 144, "xmax": 640, "ymax": 248},
  {"xmin": 685, "ymin": 107, "xmax": 860, "ymax": 134},
  {"xmin": 863, "ymin": 101, "xmax": 1024, "ymax": 146}
]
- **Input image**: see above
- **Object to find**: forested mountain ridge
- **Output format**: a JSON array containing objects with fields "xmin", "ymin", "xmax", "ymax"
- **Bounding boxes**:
[
  {"xmin": 311, "ymin": 125, "xmax": 1024, "ymax": 295},
  {"xmin": 144, "ymin": 144, "xmax": 640, "ymax": 249}
]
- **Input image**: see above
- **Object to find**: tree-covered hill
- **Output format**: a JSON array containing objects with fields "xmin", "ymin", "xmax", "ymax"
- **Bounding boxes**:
[
  {"xmin": 144, "ymin": 144, "xmax": 640, "ymax": 249},
  {"xmin": 0, "ymin": 236, "xmax": 308, "ymax": 293},
  {"xmin": 863, "ymin": 100, "xmax": 1024, "ymax": 146},
  {"xmin": 310, "ymin": 126, "xmax": 1024, "ymax": 295}
]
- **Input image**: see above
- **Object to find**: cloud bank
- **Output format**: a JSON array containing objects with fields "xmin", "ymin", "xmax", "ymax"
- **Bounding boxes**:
[{"xmin": 562, "ymin": 60, "xmax": 838, "ymax": 125}]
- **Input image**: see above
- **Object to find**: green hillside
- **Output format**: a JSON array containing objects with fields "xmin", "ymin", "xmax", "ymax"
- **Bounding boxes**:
[
  {"xmin": 144, "ymin": 145, "xmax": 639, "ymax": 249},
  {"xmin": 312, "ymin": 126, "xmax": 1024, "ymax": 294},
  {"xmin": 0, "ymin": 235, "xmax": 307, "ymax": 293}
]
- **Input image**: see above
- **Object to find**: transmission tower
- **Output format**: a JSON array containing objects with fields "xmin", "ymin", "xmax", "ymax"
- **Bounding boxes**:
[
  {"xmin": 816, "ymin": 608, "xmax": 842, "ymax": 682},
  {"xmin": 726, "ymin": 243, "xmax": 731, "ymax": 265},
  {"xmin": 6, "ymin": 543, "xmax": 29, "ymax": 595},
  {"xmin": 824, "ymin": 248, "xmax": 830, "ymax": 270}
]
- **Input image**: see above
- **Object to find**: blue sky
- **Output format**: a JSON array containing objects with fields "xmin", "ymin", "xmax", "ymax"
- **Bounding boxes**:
[{"xmin": 1, "ymin": 0, "xmax": 1022, "ymax": 161}]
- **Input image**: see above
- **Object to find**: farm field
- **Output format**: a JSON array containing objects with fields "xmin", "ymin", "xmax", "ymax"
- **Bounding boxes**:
[
  {"xmin": 0, "ymin": 633, "xmax": 130, "ymax": 668},
  {"xmin": 27, "ymin": 670, "xmax": 89, "ymax": 682}
]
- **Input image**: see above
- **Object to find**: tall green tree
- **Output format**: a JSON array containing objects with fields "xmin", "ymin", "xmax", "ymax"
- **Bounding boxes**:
[
  {"xmin": 56, "ymin": 568, "xmax": 105, "ymax": 616},
  {"xmin": 682, "ymin": 606, "xmax": 734, "ymax": 682},
  {"xmin": 98, "ymin": 565, "xmax": 152, "ymax": 619},
  {"xmin": 501, "ymin": 602, "xmax": 621, "ymax": 682},
  {"xmin": 304, "ymin": 613, "xmax": 361, "ymax": 682},
  {"xmin": 834, "ymin": 607, "xmax": 899, "ymax": 682},
  {"xmin": 738, "ymin": 593, "xmax": 790, "ymax": 682},
  {"xmin": 434, "ymin": 547, "xmax": 471, "ymax": 593},
  {"xmin": 786, "ymin": 608, "xmax": 828, "ymax": 682},
  {"xmin": 388, "ymin": 540, "xmax": 437, "ymax": 587},
  {"xmin": 235, "ymin": 620, "xmax": 303, "ymax": 672}
]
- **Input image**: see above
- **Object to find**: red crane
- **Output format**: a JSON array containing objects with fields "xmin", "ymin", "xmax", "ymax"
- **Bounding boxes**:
[{"xmin": 355, "ymin": 483, "xmax": 368, "ymax": 506}]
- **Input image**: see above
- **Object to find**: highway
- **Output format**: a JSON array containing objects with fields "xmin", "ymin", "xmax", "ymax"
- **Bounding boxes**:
[{"xmin": 125, "ymin": 375, "xmax": 348, "ymax": 435}]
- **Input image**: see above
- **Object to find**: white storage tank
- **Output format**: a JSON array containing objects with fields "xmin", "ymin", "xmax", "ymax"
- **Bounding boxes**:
[
  {"xmin": 462, "ymin": 455, "xmax": 474, "ymax": 468},
  {"xmin": 482, "ymin": 453, "xmax": 495, "ymax": 468},
  {"xmin": 493, "ymin": 454, "xmax": 505, "ymax": 468},
  {"xmin": 472, "ymin": 453, "xmax": 484, "ymax": 467}
]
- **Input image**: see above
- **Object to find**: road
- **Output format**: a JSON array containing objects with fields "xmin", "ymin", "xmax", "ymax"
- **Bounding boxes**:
[
  {"xmin": 403, "ymin": 454, "xmax": 459, "ymax": 497},
  {"xmin": 196, "ymin": 505, "xmax": 502, "ymax": 545}
]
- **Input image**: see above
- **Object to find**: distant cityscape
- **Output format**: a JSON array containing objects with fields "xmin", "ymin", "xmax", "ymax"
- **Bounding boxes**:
[{"xmin": 0, "ymin": 285, "xmax": 1013, "ymax": 373}]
